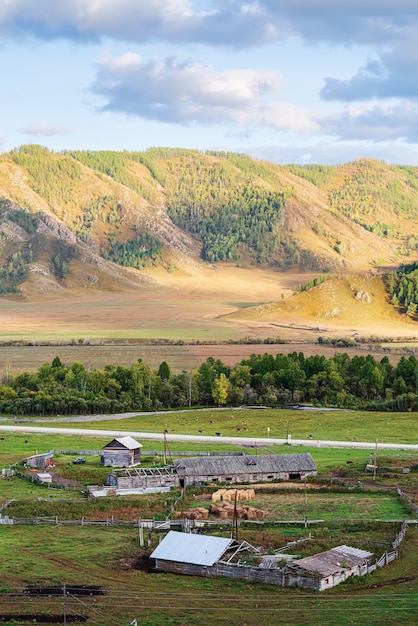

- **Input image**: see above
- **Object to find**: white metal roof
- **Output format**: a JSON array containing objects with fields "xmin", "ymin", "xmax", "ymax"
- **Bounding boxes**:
[
  {"xmin": 332, "ymin": 545, "xmax": 373, "ymax": 560},
  {"xmin": 106, "ymin": 436, "xmax": 142, "ymax": 450},
  {"xmin": 151, "ymin": 531, "xmax": 234, "ymax": 566}
]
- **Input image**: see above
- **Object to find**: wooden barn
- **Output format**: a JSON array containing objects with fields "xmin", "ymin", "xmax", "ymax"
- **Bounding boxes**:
[
  {"xmin": 25, "ymin": 451, "xmax": 54, "ymax": 469},
  {"xmin": 173, "ymin": 453, "xmax": 316, "ymax": 487},
  {"xmin": 101, "ymin": 436, "xmax": 142, "ymax": 467}
]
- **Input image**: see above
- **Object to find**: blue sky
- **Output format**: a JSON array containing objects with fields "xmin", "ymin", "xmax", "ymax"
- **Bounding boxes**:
[{"xmin": 1, "ymin": 0, "xmax": 418, "ymax": 164}]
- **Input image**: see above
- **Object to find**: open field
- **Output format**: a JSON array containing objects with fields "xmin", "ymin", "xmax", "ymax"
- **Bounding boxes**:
[
  {"xmin": 0, "ymin": 341, "xmax": 412, "ymax": 375},
  {"xmin": 0, "ymin": 413, "xmax": 417, "ymax": 625},
  {"xmin": 1, "ymin": 266, "xmax": 417, "ymax": 347},
  {"xmin": 26, "ymin": 407, "xmax": 418, "ymax": 445},
  {"xmin": 0, "ymin": 523, "xmax": 417, "ymax": 625},
  {"xmin": 186, "ymin": 489, "xmax": 408, "ymax": 522},
  {"xmin": 0, "ymin": 266, "xmax": 294, "ymax": 342},
  {"xmin": 1, "ymin": 407, "xmax": 418, "ymax": 503}
]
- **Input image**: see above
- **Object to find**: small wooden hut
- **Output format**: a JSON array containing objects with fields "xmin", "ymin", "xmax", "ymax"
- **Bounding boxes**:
[{"xmin": 101, "ymin": 436, "xmax": 142, "ymax": 467}]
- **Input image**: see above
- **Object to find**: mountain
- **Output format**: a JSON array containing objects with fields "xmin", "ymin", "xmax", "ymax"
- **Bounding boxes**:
[{"xmin": 0, "ymin": 145, "xmax": 417, "ymax": 299}]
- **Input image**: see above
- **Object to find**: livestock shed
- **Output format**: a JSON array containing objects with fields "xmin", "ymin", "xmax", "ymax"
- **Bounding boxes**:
[
  {"xmin": 25, "ymin": 451, "xmax": 54, "ymax": 469},
  {"xmin": 101, "ymin": 436, "xmax": 142, "ymax": 467},
  {"xmin": 151, "ymin": 533, "xmax": 374, "ymax": 591},
  {"xmin": 151, "ymin": 531, "xmax": 259, "ymax": 573},
  {"xmin": 104, "ymin": 466, "xmax": 178, "ymax": 494},
  {"xmin": 36, "ymin": 472, "xmax": 53, "ymax": 484},
  {"xmin": 289, "ymin": 545, "xmax": 374, "ymax": 591},
  {"xmin": 173, "ymin": 453, "xmax": 316, "ymax": 487}
]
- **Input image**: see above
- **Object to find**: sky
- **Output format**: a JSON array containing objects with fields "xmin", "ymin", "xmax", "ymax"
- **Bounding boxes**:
[{"xmin": 1, "ymin": 0, "xmax": 418, "ymax": 165}]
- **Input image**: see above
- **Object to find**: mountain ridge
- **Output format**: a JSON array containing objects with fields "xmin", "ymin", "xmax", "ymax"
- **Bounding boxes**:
[{"xmin": 0, "ymin": 146, "xmax": 417, "ymax": 301}]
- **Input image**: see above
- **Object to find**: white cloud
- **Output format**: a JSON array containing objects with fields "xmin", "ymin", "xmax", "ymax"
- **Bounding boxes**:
[
  {"xmin": 0, "ymin": 0, "xmax": 274, "ymax": 46},
  {"xmin": 20, "ymin": 123, "xmax": 70, "ymax": 137},
  {"xmin": 91, "ymin": 53, "xmax": 319, "ymax": 133},
  {"xmin": 246, "ymin": 140, "xmax": 418, "ymax": 166},
  {"xmin": 322, "ymin": 101, "xmax": 418, "ymax": 142}
]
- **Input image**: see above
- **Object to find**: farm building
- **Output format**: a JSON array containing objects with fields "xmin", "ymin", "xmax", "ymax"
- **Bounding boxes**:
[
  {"xmin": 151, "ymin": 532, "xmax": 374, "ymax": 591},
  {"xmin": 288, "ymin": 545, "xmax": 374, "ymax": 591},
  {"xmin": 151, "ymin": 530, "xmax": 259, "ymax": 572},
  {"xmin": 173, "ymin": 453, "xmax": 317, "ymax": 487},
  {"xmin": 25, "ymin": 451, "xmax": 54, "ymax": 469},
  {"xmin": 87, "ymin": 466, "xmax": 178, "ymax": 496},
  {"xmin": 36, "ymin": 472, "xmax": 53, "ymax": 484},
  {"xmin": 101, "ymin": 436, "xmax": 142, "ymax": 467}
]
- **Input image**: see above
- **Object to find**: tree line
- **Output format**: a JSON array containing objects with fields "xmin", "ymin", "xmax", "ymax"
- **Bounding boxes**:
[
  {"xmin": 0, "ymin": 351, "xmax": 417, "ymax": 416},
  {"xmin": 386, "ymin": 262, "xmax": 418, "ymax": 318}
]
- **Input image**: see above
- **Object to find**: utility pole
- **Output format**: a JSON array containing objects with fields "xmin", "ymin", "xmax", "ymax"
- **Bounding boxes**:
[
  {"xmin": 232, "ymin": 490, "xmax": 238, "ymax": 541},
  {"xmin": 163, "ymin": 431, "xmax": 167, "ymax": 465},
  {"xmin": 139, "ymin": 518, "xmax": 144, "ymax": 547}
]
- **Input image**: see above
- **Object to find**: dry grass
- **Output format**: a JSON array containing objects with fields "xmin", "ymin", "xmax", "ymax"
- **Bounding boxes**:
[
  {"xmin": 226, "ymin": 273, "xmax": 418, "ymax": 339},
  {"xmin": 0, "ymin": 265, "xmax": 311, "ymax": 341},
  {"xmin": 1, "ymin": 266, "xmax": 417, "ymax": 359},
  {"xmin": 0, "ymin": 341, "xmax": 407, "ymax": 375}
]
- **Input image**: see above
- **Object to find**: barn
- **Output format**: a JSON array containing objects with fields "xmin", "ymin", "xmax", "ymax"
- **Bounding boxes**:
[
  {"xmin": 101, "ymin": 436, "xmax": 142, "ymax": 467},
  {"xmin": 25, "ymin": 451, "xmax": 54, "ymax": 469},
  {"xmin": 173, "ymin": 453, "xmax": 316, "ymax": 487}
]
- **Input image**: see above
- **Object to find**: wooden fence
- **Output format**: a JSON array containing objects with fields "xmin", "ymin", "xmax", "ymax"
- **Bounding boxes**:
[{"xmin": 397, "ymin": 488, "xmax": 418, "ymax": 517}]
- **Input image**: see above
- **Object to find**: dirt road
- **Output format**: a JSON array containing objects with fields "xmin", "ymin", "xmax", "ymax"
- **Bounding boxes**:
[{"xmin": 0, "ymin": 423, "xmax": 416, "ymax": 451}]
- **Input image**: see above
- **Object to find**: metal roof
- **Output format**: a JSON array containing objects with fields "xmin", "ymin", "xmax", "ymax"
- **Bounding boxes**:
[
  {"xmin": 103, "ymin": 436, "xmax": 142, "ymax": 450},
  {"xmin": 151, "ymin": 531, "xmax": 234, "ymax": 566},
  {"xmin": 173, "ymin": 453, "xmax": 316, "ymax": 476},
  {"xmin": 26, "ymin": 451, "xmax": 54, "ymax": 460},
  {"xmin": 292, "ymin": 545, "xmax": 373, "ymax": 577}
]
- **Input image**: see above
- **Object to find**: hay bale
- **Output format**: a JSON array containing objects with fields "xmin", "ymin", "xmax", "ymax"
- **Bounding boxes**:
[
  {"xmin": 212, "ymin": 488, "xmax": 256, "ymax": 502},
  {"xmin": 180, "ymin": 507, "xmax": 209, "ymax": 520},
  {"xmin": 212, "ymin": 489, "xmax": 228, "ymax": 502}
]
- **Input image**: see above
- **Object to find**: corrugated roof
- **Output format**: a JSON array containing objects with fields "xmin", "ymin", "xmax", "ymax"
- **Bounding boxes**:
[
  {"xmin": 173, "ymin": 453, "xmax": 316, "ymax": 476},
  {"xmin": 151, "ymin": 531, "xmax": 234, "ymax": 566},
  {"xmin": 293, "ymin": 545, "xmax": 373, "ymax": 577},
  {"xmin": 26, "ymin": 451, "xmax": 54, "ymax": 460},
  {"xmin": 103, "ymin": 436, "xmax": 142, "ymax": 450},
  {"xmin": 332, "ymin": 545, "xmax": 373, "ymax": 560}
]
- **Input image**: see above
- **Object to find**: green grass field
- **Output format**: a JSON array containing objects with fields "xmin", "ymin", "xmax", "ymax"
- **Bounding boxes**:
[
  {"xmin": 0, "ymin": 408, "xmax": 417, "ymax": 625},
  {"xmin": 28, "ymin": 406, "xmax": 418, "ymax": 444},
  {"xmin": 0, "ymin": 524, "xmax": 416, "ymax": 626}
]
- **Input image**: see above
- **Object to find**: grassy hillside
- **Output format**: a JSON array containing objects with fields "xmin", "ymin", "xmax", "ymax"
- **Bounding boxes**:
[
  {"xmin": 224, "ymin": 273, "xmax": 418, "ymax": 336},
  {"xmin": 0, "ymin": 146, "xmax": 417, "ymax": 305}
]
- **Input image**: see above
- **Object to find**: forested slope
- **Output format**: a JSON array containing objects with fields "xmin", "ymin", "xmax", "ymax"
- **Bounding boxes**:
[{"xmin": 0, "ymin": 146, "xmax": 417, "ymax": 300}]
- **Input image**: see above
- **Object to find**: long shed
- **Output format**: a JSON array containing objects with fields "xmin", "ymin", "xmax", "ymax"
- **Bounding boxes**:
[
  {"xmin": 25, "ymin": 451, "xmax": 54, "ymax": 469},
  {"xmin": 173, "ymin": 453, "xmax": 316, "ymax": 487},
  {"xmin": 101, "ymin": 436, "xmax": 142, "ymax": 467}
]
